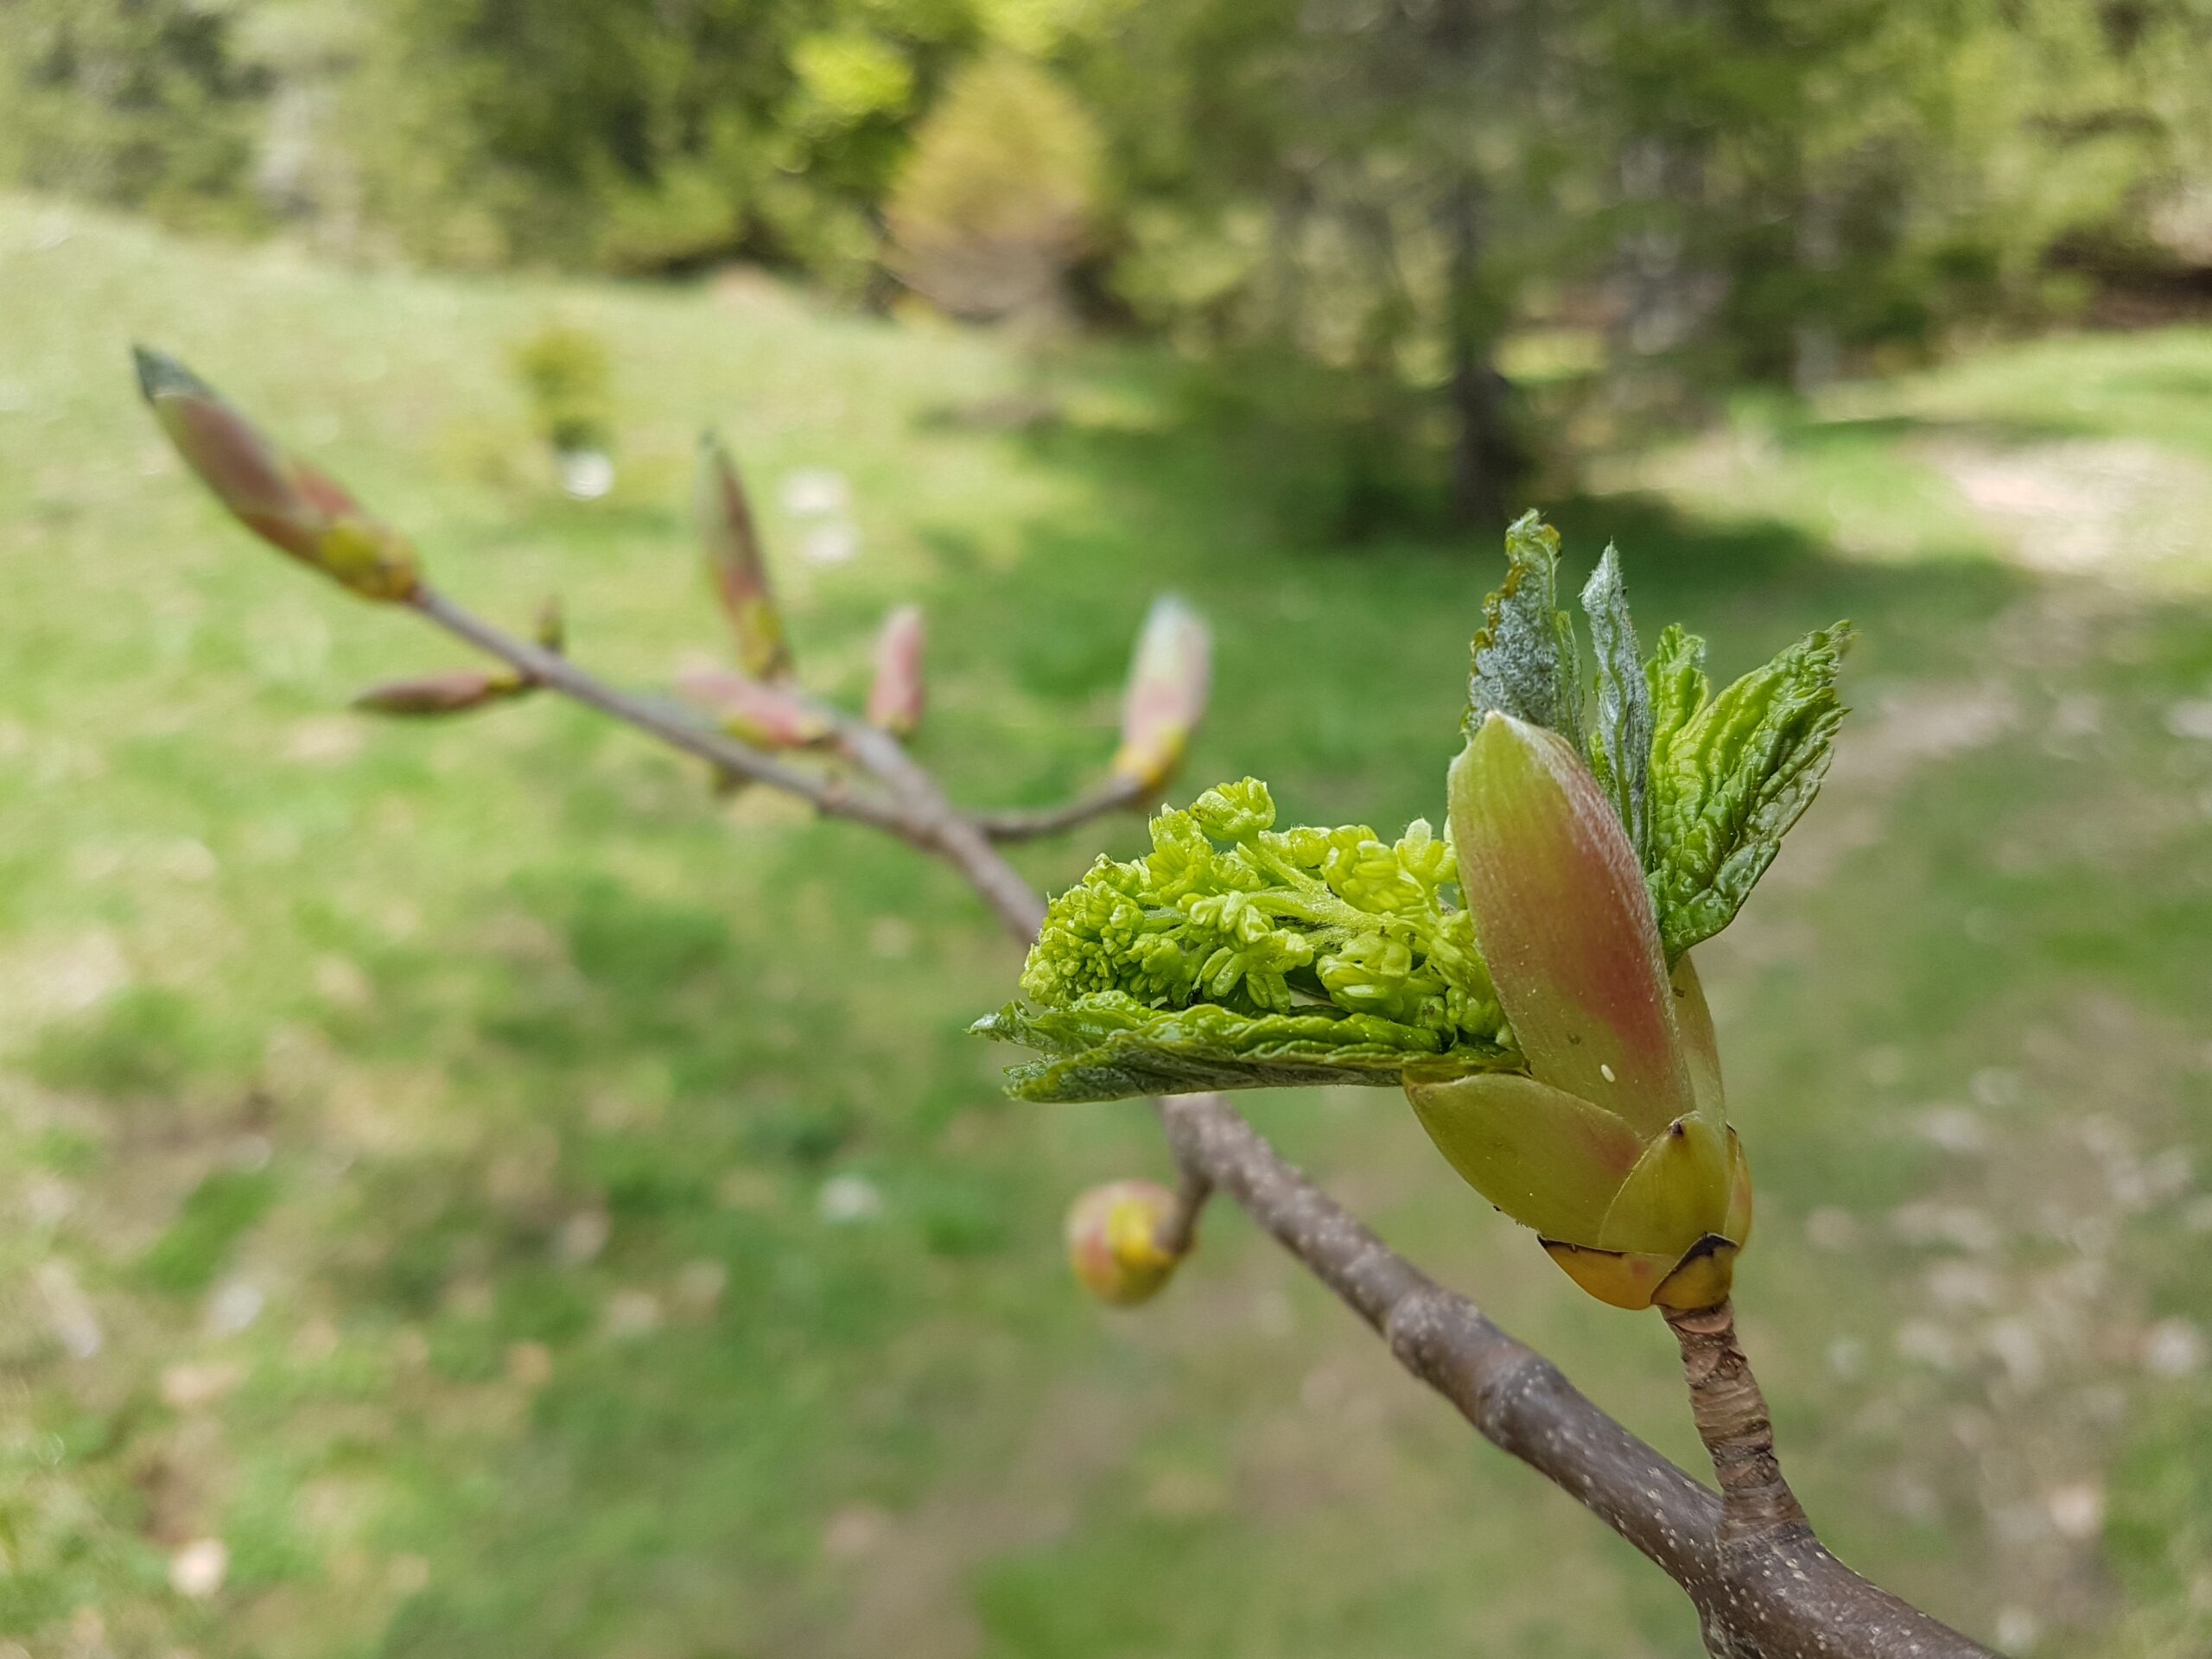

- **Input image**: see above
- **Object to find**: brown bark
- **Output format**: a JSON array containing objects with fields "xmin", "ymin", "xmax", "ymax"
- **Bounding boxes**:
[{"xmin": 1664, "ymin": 1300, "xmax": 1808, "ymax": 1548}]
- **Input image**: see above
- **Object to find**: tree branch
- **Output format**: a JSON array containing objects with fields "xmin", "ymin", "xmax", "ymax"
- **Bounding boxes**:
[
  {"xmin": 969, "ymin": 776, "xmax": 1145, "ymax": 841},
  {"xmin": 401, "ymin": 579, "xmax": 1994, "ymax": 1659}
]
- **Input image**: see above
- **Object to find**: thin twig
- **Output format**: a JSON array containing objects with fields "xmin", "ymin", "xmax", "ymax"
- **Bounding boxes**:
[
  {"xmin": 1154, "ymin": 1157, "xmax": 1212, "ymax": 1259},
  {"xmin": 410, "ymin": 588, "xmax": 924, "ymax": 848},
  {"xmin": 970, "ymin": 776, "xmax": 1145, "ymax": 842}
]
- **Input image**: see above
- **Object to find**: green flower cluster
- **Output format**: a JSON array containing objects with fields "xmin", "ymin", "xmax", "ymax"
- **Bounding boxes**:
[
  {"xmin": 1018, "ymin": 778, "xmax": 1510, "ymax": 1055},
  {"xmin": 982, "ymin": 514, "xmax": 1848, "ymax": 1105}
]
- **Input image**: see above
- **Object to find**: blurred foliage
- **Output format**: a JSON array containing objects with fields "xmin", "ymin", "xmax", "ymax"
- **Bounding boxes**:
[
  {"xmin": 11, "ymin": 0, "xmax": 2212, "ymax": 512},
  {"xmin": 0, "ymin": 0, "xmax": 271, "ymax": 232},
  {"xmin": 884, "ymin": 52, "xmax": 1102, "ymax": 322},
  {"xmin": 510, "ymin": 322, "xmax": 615, "ymax": 456}
]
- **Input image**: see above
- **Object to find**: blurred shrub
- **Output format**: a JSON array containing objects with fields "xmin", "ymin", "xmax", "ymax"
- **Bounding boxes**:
[
  {"xmin": 511, "ymin": 322, "xmax": 613, "ymax": 458},
  {"xmin": 0, "ymin": 0, "xmax": 269, "ymax": 232},
  {"xmin": 885, "ymin": 53, "xmax": 1103, "ymax": 323},
  {"xmin": 1175, "ymin": 353, "xmax": 1452, "ymax": 544}
]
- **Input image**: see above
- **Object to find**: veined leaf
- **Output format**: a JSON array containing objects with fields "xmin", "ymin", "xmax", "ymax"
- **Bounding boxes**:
[
  {"xmin": 1580, "ymin": 544, "xmax": 1650, "ymax": 860},
  {"xmin": 1647, "ymin": 623, "xmax": 1852, "ymax": 957},
  {"xmin": 974, "ymin": 994, "xmax": 1509, "ymax": 1103},
  {"xmin": 1645, "ymin": 623, "xmax": 1709, "ymax": 758},
  {"xmin": 1467, "ymin": 512, "xmax": 1583, "ymax": 741}
]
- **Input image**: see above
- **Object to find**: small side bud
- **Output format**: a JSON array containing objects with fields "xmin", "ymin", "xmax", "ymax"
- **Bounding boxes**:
[
  {"xmin": 1111, "ymin": 595, "xmax": 1211, "ymax": 795},
  {"xmin": 353, "ymin": 667, "xmax": 530, "ymax": 716},
  {"xmin": 696, "ymin": 432, "xmax": 792, "ymax": 682},
  {"xmin": 133, "ymin": 346, "xmax": 420, "ymax": 601},
  {"xmin": 672, "ymin": 663, "xmax": 833, "ymax": 749},
  {"xmin": 534, "ymin": 595, "xmax": 566, "ymax": 654},
  {"xmin": 1065, "ymin": 1179, "xmax": 1189, "ymax": 1306},
  {"xmin": 865, "ymin": 605, "xmax": 926, "ymax": 736}
]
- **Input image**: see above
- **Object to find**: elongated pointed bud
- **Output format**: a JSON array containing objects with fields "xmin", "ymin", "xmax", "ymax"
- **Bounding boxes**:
[
  {"xmin": 1110, "ymin": 595, "xmax": 1211, "ymax": 795},
  {"xmin": 1065, "ymin": 1179, "xmax": 1189, "ymax": 1306},
  {"xmin": 865, "ymin": 605, "xmax": 925, "ymax": 736},
  {"xmin": 672, "ymin": 663, "xmax": 833, "ymax": 749},
  {"xmin": 1407, "ymin": 712, "xmax": 1748, "ymax": 1312},
  {"xmin": 133, "ymin": 347, "xmax": 420, "ymax": 601},
  {"xmin": 696, "ymin": 433, "xmax": 791, "ymax": 682},
  {"xmin": 353, "ymin": 667, "xmax": 531, "ymax": 716}
]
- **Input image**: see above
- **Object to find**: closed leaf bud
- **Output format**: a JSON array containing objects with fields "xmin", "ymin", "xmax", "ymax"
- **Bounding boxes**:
[
  {"xmin": 1066, "ymin": 1179, "xmax": 1187, "ymax": 1306},
  {"xmin": 1111, "ymin": 595, "xmax": 1211, "ymax": 795},
  {"xmin": 133, "ymin": 346, "xmax": 420, "ymax": 601},
  {"xmin": 353, "ymin": 667, "xmax": 530, "ymax": 716},
  {"xmin": 696, "ymin": 432, "xmax": 792, "ymax": 682},
  {"xmin": 672, "ymin": 663, "xmax": 833, "ymax": 749},
  {"xmin": 865, "ymin": 605, "xmax": 925, "ymax": 736},
  {"xmin": 1405, "ymin": 713, "xmax": 1750, "ymax": 1312}
]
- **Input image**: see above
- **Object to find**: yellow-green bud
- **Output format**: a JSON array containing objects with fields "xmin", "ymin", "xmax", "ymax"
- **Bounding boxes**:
[
  {"xmin": 1112, "ymin": 596, "xmax": 1211, "ymax": 795},
  {"xmin": 696, "ymin": 432, "xmax": 792, "ymax": 683},
  {"xmin": 1065, "ymin": 1179, "xmax": 1187, "ymax": 1306}
]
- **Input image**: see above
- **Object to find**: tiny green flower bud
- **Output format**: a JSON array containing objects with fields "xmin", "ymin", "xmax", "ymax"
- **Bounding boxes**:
[
  {"xmin": 1407, "ymin": 713, "xmax": 1750, "ymax": 1312},
  {"xmin": 673, "ymin": 663, "xmax": 832, "ymax": 749},
  {"xmin": 1065, "ymin": 1179, "xmax": 1187, "ymax": 1306},
  {"xmin": 534, "ymin": 595, "xmax": 566, "ymax": 654},
  {"xmin": 133, "ymin": 346, "xmax": 420, "ymax": 601},
  {"xmin": 696, "ymin": 432, "xmax": 792, "ymax": 683},
  {"xmin": 353, "ymin": 667, "xmax": 530, "ymax": 716},
  {"xmin": 865, "ymin": 605, "xmax": 925, "ymax": 736},
  {"xmin": 1112, "ymin": 595, "xmax": 1211, "ymax": 795}
]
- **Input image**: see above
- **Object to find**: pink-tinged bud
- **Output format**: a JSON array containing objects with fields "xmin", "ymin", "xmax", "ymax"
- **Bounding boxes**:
[
  {"xmin": 1408, "ymin": 713, "xmax": 1747, "ymax": 1312},
  {"xmin": 1065, "ymin": 1179, "xmax": 1188, "ymax": 1306},
  {"xmin": 1450, "ymin": 714, "xmax": 1694, "ymax": 1133},
  {"xmin": 134, "ymin": 347, "xmax": 419, "ymax": 601},
  {"xmin": 1110, "ymin": 595, "xmax": 1211, "ymax": 794},
  {"xmin": 353, "ymin": 667, "xmax": 530, "ymax": 716},
  {"xmin": 672, "ymin": 663, "xmax": 833, "ymax": 749},
  {"xmin": 865, "ymin": 605, "xmax": 925, "ymax": 736},
  {"xmin": 696, "ymin": 433, "xmax": 792, "ymax": 683}
]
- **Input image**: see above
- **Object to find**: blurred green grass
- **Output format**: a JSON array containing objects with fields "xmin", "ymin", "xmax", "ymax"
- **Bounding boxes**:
[{"xmin": 2, "ymin": 194, "xmax": 2209, "ymax": 1658}]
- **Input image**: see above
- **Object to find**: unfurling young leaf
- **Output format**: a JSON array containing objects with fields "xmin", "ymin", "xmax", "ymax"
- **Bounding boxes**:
[
  {"xmin": 696, "ymin": 433, "xmax": 792, "ymax": 683},
  {"xmin": 1066, "ymin": 1180, "xmax": 1190, "ymax": 1305},
  {"xmin": 983, "ymin": 516, "xmax": 1840, "ymax": 1313},
  {"xmin": 1111, "ymin": 595, "xmax": 1212, "ymax": 795},
  {"xmin": 866, "ymin": 605, "xmax": 926, "ymax": 736},
  {"xmin": 133, "ymin": 346, "xmax": 420, "ymax": 601},
  {"xmin": 1580, "ymin": 545, "xmax": 1651, "ymax": 862},
  {"xmin": 353, "ymin": 668, "xmax": 531, "ymax": 716},
  {"xmin": 1466, "ymin": 511, "xmax": 1581, "ymax": 741},
  {"xmin": 1645, "ymin": 623, "xmax": 1852, "ymax": 960},
  {"xmin": 672, "ymin": 664, "xmax": 833, "ymax": 749}
]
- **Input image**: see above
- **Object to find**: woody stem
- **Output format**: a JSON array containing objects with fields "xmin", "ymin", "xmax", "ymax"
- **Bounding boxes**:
[{"xmin": 1662, "ymin": 1300, "xmax": 1808, "ymax": 1547}]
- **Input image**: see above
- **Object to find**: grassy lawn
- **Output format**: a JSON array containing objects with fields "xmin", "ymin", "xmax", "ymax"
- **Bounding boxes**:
[{"xmin": 2, "ymin": 194, "xmax": 2209, "ymax": 1658}]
